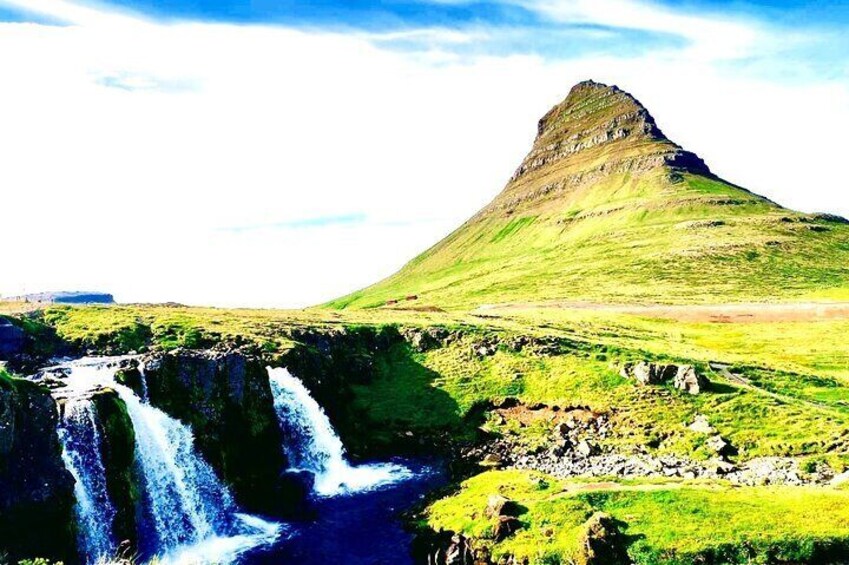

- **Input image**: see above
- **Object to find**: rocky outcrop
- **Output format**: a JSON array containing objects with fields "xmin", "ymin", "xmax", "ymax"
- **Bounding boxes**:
[
  {"xmin": 140, "ymin": 350, "xmax": 290, "ymax": 514},
  {"xmin": 0, "ymin": 374, "xmax": 76, "ymax": 562},
  {"xmin": 620, "ymin": 361, "xmax": 708, "ymax": 394},
  {"xmin": 90, "ymin": 389, "xmax": 138, "ymax": 549}
]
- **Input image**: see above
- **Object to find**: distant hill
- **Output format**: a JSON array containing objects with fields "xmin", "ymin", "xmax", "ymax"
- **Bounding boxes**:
[
  {"xmin": 330, "ymin": 80, "xmax": 849, "ymax": 309},
  {"xmin": 2, "ymin": 291, "xmax": 115, "ymax": 305}
]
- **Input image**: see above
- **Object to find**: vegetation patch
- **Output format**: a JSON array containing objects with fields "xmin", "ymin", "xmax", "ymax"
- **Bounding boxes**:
[{"xmin": 424, "ymin": 470, "xmax": 849, "ymax": 564}]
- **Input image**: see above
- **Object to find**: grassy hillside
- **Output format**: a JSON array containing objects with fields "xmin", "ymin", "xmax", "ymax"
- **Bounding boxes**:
[{"xmin": 329, "ymin": 82, "xmax": 849, "ymax": 310}]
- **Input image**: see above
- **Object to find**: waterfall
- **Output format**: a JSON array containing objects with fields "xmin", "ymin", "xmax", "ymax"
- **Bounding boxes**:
[
  {"xmin": 114, "ymin": 383, "xmax": 238, "ymax": 554},
  {"xmin": 268, "ymin": 367, "xmax": 410, "ymax": 496},
  {"xmin": 58, "ymin": 397, "xmax": 118, "ymax": 562},
  {"xmin": 52, "ymin": 358, "xmax": 280, "ymax": 565}
]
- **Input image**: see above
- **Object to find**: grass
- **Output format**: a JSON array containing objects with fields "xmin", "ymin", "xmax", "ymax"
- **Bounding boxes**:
[
  {"xmin": 328, "ymin": 169, "xmax": 849, "ymax": 310},
  {"xmin": 484, "ymin": 307, "xmax": 849, "ymax": 380},
  {"xmin": 424, "ymin": 469, "xmax": 849, "ymax": 564},
  {"xmin": 21, "ymin": 304, "xmax": 849, "ymax": 463}
]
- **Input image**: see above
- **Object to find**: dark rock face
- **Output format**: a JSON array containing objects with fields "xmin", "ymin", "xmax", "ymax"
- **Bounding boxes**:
[
  {"xmin": 0, "ymin": 318, "xmax": 24, "ymax": 358},
  {"xmin": 0, "ymin": 376, "xmax": 76, "ymax": 562},
  {"xmin": 90, "ymin": 389, "xmax": 138, "ymax": 550},
  {"xmin": 141, "ymin": 350, "xmax": 290, "ymax": 515}
]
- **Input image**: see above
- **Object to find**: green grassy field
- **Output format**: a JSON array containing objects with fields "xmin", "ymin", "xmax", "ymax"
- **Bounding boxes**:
[
  {"xmin": 424, "ymin": 470, "xmax": 849, "ymax": 565},
  {"xmin": 14, "ymin": 303, "xmax": 849, "ymax": 465}
]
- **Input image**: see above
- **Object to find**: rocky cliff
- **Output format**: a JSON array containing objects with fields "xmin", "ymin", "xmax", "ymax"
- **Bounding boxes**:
[{"xmin": 0, "ymin": 374, "xmax": 76, "ymax": 562}]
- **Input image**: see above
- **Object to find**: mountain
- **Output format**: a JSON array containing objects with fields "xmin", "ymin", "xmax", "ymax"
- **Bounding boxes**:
[
  {"xmin": 1, "ymin": 291, "xmax": 115, "ymax": 305},
  {"xmin": 330, "ymin": 80, "xmax": 849, "ymax": 310}
]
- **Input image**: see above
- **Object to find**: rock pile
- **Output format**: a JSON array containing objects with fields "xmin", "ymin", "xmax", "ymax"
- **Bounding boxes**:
[{"xmin": 471, "ymin": 404, "xmax": 836, "ymax": 487}]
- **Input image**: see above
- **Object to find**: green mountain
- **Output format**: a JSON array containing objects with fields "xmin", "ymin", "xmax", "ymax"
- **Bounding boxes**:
[{"xmin": 331, "ymin": 80, "xmax": 849, "ymax": 309}]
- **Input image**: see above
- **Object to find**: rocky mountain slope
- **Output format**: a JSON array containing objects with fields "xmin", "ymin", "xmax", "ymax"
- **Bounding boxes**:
[{"xmin": 330, "ymin": 80, "xmax": 849, "ymax": 309}]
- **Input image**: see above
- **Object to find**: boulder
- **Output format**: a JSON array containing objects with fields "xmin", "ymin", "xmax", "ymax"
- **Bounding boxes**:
[
  {"xmin": 575, "ymin": 512, "xmax": 630, "ymax": 565},
  {"xmin": 90, "ymin": 389, "xmax": 138, "ymax": 549},
  {"xmin": 485, "ymin": 494, "xmax": 521, "ymax": 518},
  {"xmin": 443, "ymin": 533, "xmax": 475, "ymax": 565},
  {"xmin": 481, "ymin": 453, "xmax": 504, "ymax": 468},
  {"xmin": 674, "ymin": 366, "xmax": 708, "ymax": 394},
  {"xmin": 710, "ymin": 458, "xmax": 737, "ymax": 475},
  {"xmin": 621, "ymin": 361, "xmax": 676, "ymax": 385}
]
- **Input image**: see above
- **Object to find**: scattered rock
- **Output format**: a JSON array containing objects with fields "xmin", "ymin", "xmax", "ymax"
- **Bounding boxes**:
[
  {"xmin": 622, "ymin": 361, "xmax": 708, "ymax": 394},
  {"xmin": 705, "ymin": 435, "xmax": 734, "ymax": 456},
  {"xmin": 576, "ymin": 440, "xmax": 597, "ymax": 458},
  {"xmin": 688, "ymin": 414, "xmax": 716, "ymax": 434},
  {"xmin": 481, "ymin": 453, "xmax": 504, "ymax": 468}
]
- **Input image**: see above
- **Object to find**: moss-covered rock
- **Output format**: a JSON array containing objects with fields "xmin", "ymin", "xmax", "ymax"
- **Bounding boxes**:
[
  {"xmin": 90, "ymin": 388, "xmax": 138, "ymax": 550},
  {"xmin": 114, "ymin": 366, "xmax": 145, "ymax": 398},
  {"xmin": 141, "ymin": 350, "xmax": 289, "ymax": 514},
  {"xmin": 0, "ymin": 372, "xmax": 76, "ymax": 562}
]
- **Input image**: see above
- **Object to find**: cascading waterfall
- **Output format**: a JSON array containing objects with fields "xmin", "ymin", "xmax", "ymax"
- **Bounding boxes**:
[
  {"xmin": 268, "ymin": 367, "xmax": 411, "ymax": 496},
  {"xmin": 52, "ymin": 359, "xmax": 280, "ymax": 565},
  {"xmin": 58, "ymin": 397, "xmax": 118, "ymax": 562},
  {"xmin": 114, "ymin": 383, "xmax": 237, "ymax": 555}
]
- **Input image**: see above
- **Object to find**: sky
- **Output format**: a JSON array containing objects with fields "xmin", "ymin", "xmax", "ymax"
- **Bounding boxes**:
[{"xmin": 1, "ymin": 0, "xmax": 847, "ymax": 308}]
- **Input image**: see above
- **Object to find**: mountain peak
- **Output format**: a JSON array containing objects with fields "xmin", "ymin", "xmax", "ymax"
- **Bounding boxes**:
[
  {"xmin": 508, "ymin": 80, "xmax": 710, "ymax": 191},
  {"xmin": 536, "ymin": 80, "xmax": 659, "ymax": 140}
]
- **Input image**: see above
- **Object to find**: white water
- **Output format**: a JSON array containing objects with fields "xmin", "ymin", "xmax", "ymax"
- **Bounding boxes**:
[
  {"xmin": 268, "ymin": 367, "xmax": 411, "ymax": 496},
  {"xmin": 51, "ymin": 358, "xmax": 280, "ymax": 565},
  {"xmin": 58, "ymin": 397, "xmax": 117, "ymax": 562}
]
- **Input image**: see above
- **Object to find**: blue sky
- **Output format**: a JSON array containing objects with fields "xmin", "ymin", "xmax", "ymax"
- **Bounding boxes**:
[
  {"xmin": 0, "ymin": 0, "xmax": 847, "ymax": 306},
  {"xmin": 8, "ymin": 0, "xmax": 848, "ymax": 27}
]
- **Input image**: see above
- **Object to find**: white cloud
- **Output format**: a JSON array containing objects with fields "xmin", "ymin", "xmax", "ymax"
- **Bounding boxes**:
[
  {"xmin": 0, "ymin": 0, "xmax": 846, "ymax": 307},
  {"xmin": 511, "ymin": 0, "xmax": 764, "ymax": 60}
]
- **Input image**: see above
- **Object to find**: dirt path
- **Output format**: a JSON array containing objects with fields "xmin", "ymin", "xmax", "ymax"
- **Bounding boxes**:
[
  {"xmin": 708, "ymin": 362, "xmax": 842, "ymax": 415},
  {"xmin": 475, "ymin": 301, "xmax": 849, "ymax": 323}
]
